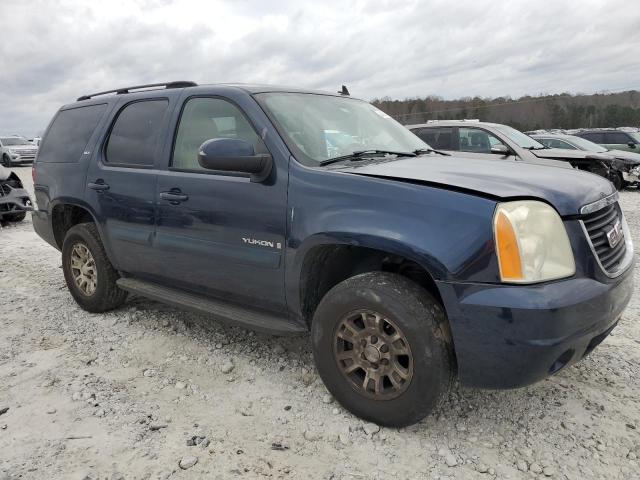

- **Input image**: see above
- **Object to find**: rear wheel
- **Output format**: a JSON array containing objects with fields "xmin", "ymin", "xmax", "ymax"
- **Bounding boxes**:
[
  {"xmin": 62, "ymin": 223, "xmax": 127, "ymax": 312},
  {"xmin": 311, "ymin": 272, "xmax": 453, "ymax": 427}
]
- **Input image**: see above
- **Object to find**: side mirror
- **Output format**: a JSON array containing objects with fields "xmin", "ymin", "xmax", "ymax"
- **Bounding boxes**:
[
  {"xmin": 490, "ymin": 144, "xmax": 510, "ymax": 155},
  {"xmin": 627, "ymin": 142, "xmax": 636, "ymax": 149},
  {"xmin": 197, "ymin": 138, "xmax": 273, "ymax": 182}
]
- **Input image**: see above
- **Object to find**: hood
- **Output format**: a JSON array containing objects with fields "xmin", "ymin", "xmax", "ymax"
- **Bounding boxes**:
[
  {"xmin": 336, "ymin": 155, "xmax": 615, "ymax": 216},
  {"xmin": 606, "ymin": 149, "xmax": 640, "ymax": 165},
  {"xmin": 5, "ymin": 144, "xmax": 38, "ymax": 151},
  {"xmin": 531, "ymin": 147, "xmax": 612, "ymax": 162}
]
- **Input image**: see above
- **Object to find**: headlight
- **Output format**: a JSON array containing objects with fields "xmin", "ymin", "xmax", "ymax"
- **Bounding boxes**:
[{"xmin": 494, "ymin": 200, "xmax": 575, "ymax": 283}]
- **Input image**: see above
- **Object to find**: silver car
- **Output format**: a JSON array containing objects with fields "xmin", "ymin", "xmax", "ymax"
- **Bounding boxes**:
[
  {"xmin": 531, "ymin": 133, "xmax": 640, "ymax": 190},
  {"xmin": 407, "ymin": 120, "xmax": 614, "ymax": 183},
  {"xmin": 1, "ymin": 136, "xmax": 39, "ymax": 167}
]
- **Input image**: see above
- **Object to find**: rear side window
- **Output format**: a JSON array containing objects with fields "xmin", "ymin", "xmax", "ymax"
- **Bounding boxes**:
[
  {"xmin": 581, "ymin": 132, "xmax": 605, "ymax": 143},
  {"xmin": 413, "ymin": 127, "xmax": 454, "ymax": 150},
  {"xmin": 605, "ymin": 132, "xmax": 632, "ymax": 144},
  {"xmin": 37, "ymin": 104, "xmax": 107, "ymax": 163},
  {"xmin": 105, "ymin": 100, "xmax": 169, "ymax": 166}
]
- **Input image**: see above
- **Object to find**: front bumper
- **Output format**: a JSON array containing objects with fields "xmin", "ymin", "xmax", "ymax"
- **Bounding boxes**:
[
  {"xmin": 0, "ymin": 186, "xmax": 32, "ymax": 218},
  {"xmin": 437, "ymin": 264, "xmax": 634, "ymax": 389}
]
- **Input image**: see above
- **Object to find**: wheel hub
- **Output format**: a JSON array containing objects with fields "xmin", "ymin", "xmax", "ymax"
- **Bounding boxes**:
[
  {"xmin": 70, "ymin": 243, "xmax": 98, "ymax": 296},
  {"xmin": 333, "ymin": 310, "xmax": 413, "ymax": 400}
]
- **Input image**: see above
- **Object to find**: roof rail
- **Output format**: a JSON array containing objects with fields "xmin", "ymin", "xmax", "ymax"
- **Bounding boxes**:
[{"xmin": 77, "ymin": 81, "xmax": 197, "ymax": 101}]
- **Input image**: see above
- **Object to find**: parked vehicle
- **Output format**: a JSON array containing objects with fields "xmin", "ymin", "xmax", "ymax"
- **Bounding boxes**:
[
  {"xmin": 0, "ymin": 135, "xmax": 39, "ymax": 167},
  {"xmin": 572, "ymin": 129, "xmax": 640, "ymax": 153},
  {"xmin": 532, "ymin": 133, "xmax": 640, "ymax": 190},
  {"xmin": 0, "ymin": 165, "xmax": 31, "ymax": 222},
  {"xmin": 32, "ymin": 82, "xmax": 633, "ymax": 427},
  {"xmin": 408, "ymin": 120, "xmax": 613, "ymax": 180}
]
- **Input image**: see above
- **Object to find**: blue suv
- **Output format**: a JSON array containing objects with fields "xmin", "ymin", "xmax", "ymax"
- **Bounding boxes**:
[{"xmin": 32, "ymin": 82, "xmax": 634, "ymax": 426}]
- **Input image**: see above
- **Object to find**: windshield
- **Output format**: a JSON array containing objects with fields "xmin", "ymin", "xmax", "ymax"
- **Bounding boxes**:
[
  {"xmin": 565, "ymin": 135, "xmax": 608, "ymax": 153},
  {"xmin": 0, "ymin": 137, "xmax": 30, "ymax": 146},
  {"xmin": 257, "ymin": 93, "xmax": 428, "ymax": 165},
  {"xmin": 492, "ymin": 125, "xmax": 545, "ymax": 149}
]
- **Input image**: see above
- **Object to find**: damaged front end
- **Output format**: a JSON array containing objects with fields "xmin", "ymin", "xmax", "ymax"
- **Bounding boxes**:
[
  {"xmin": 611, "ymin": 158, "xmax": 640, "ymax": 185},
  {"xmin": 0, "ymin": 166, "xmax": 32, "ymax": 223}
]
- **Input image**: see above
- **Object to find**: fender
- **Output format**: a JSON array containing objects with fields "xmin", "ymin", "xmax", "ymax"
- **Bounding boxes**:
[{"xmin": 285, "ymin": 161, "xmax": 501, "ymax": 319}]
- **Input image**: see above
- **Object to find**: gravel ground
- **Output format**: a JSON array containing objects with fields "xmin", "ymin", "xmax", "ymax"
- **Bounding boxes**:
[{"xmin": 1, "ymin": 166, "xmax": 639, "ymax": 480}]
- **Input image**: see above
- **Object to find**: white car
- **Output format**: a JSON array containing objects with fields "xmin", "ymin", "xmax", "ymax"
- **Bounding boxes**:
[{"xmin": 1, "ymin": 136, "xmax": 39, "ymax": 167}]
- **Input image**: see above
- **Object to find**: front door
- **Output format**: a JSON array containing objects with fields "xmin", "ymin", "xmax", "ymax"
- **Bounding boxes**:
[
  {"xmin": 152, "ymin": 95, "xmax": 288, "ymax": 314},
  {"xmin": 86, "ymin": 96, "xmax": 173, "ymax": 278}
]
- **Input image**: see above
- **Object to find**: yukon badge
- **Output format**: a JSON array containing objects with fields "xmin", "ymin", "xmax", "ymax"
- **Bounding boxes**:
[{"xmin": 242, "ymin": 237, "xmax": 282, "ymax": 249}]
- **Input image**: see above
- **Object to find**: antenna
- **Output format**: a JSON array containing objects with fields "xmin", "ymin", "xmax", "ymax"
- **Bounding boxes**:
[{"xmin": 338, "ymin": 85, "xmax": 350, "ymax": 96}]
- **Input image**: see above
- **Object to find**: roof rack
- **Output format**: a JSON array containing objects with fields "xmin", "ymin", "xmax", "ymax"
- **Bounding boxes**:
[{"xmin": 77, "ymin": 81, "xmax": 197, "ymax": 101}]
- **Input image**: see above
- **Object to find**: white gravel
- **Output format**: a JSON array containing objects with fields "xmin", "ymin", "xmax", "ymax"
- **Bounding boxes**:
[{"xmin": 1, "ymin": 166, "xmax": 639, "ymax": 479}]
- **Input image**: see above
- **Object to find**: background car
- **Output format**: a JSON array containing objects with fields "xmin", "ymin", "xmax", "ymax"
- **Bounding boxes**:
[
  {"xmin": 531, "ymin": 133, "xmax": 640, "ymax": 190},
  {"xmin": 407, "ymin": 120, "xmax": 612, "ymax": 180},
  {"xmin": 0, "ymin": 135, "xmax": 39, "ymax": 167},
  {"xmin": 572, "ymin": 129, "xmax": 640, "ymax": 153}
]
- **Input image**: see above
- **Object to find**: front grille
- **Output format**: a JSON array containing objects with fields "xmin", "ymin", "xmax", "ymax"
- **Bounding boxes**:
[{"xmin": 582, "ymin": 202, "xmax": 627, "ymax": 273}]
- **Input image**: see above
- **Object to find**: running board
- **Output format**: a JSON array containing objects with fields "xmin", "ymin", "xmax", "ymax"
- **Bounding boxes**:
[{"xmin": 116, "ymin": 278, "xmax": 306, "ymax": 335}]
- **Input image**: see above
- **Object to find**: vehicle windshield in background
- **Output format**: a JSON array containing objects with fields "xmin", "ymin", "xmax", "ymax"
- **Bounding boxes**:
[
  {"xmin": 493, "ymin": 125, "xmax": 546, "ymax": 149},
  {"xmin": 257, "ymin": 93, "xmax": 428, "ymax": 165},
  {"xmin": 567, "ymin": 136, "xmax": 608, "ymax": 153},
  {"xmin": 1, "ymin": 137, "xmax": 30, "ymax": 146}
]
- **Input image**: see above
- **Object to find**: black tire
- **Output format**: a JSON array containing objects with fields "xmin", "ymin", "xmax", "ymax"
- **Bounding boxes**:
[
  {"xmin": 2, "ymin": 154, "xmax": 12, "ymax": 168},
  {"xmin": 311, "ymin": 272, "xmax": 453, "ymax": 427},
  {"xmin": 61, "ymin": 222, "xmax": 127, "ymax": 312},
  {"xmin": 611, "ymin": 173, "xmax": 624, "ymax": 191},
  {"xmin": 5, "ymin": 211, "xmax": 26, "ymax": 222}
]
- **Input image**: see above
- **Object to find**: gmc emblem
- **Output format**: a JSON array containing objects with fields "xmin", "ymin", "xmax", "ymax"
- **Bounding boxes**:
[{"xmin": 606, "ymin": 220, "xmax": 623, "ymax": 248}]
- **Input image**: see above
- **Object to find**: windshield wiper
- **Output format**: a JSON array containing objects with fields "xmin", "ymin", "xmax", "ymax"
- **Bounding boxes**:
[
  {"xmin": 318, "ymin": 149, "xmax": 416, "ymax": 166},
  {"xmin": 413, "ymin": 148, "xmax": 450, "ymax": 156}
]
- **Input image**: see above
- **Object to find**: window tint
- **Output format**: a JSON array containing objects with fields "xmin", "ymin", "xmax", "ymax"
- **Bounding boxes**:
[
  {"xmin": 459, "ymin": 128, "xmax": 502, "ymax": 153},
  {"xmin": 605, "ymin": 132, "xmax": 633, "ymax": 144},
  {"xmin": 105, "ymin": 100, "xmax": 168, "ymax": 166},
  {"xmin": 37, "ymin": 104, "xmax": 107, "ymax": 163},
  {"xmin": 413, "ymin": 127, "xmax": 454, "ymax": 150},
  {"xmin": 581, "ymin": 132, "xmax": 605, "ymax": 143},
  {"xmin": 172, "ymin": 97, "xmax": 263, "ymax": 170}
]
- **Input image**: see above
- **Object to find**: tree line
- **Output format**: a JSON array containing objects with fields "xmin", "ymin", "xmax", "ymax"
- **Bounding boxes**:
[{"xmin": 372, "ymin": 90, "xmax": 640, "ymax": 131}]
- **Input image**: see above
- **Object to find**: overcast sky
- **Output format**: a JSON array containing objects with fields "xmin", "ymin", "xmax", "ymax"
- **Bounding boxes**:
[{"xmin": 2, "ymin": 0, "xmax": 640, "ymax": 136}]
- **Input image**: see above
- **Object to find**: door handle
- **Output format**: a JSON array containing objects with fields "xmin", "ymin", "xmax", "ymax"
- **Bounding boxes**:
[
  {"xmin": 88, "ymin": 181, "xmax": 110, "ymax": 191},
  {"xmin": 160, "ymin": 190, "xmax": 189, "ymax": 204}
]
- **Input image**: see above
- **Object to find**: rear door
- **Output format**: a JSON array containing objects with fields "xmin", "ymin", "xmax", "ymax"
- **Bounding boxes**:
[
  {"xmin": 85, "ymin": 92, "xmax": 177, "ymax": 278},
  {"xmin": 151, "ymin": 93, "xmax": 288, "ymax": 314}
]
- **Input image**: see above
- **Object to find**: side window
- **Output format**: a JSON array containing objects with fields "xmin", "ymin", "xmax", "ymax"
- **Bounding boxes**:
[
  {"xmin": 459, "ymin": 128, "xmax": 502, "ymax": 153},
  {"xmin": 605, "ymin": 132, "xmax": 632, "ymax": 144},
  {"xmin": 549, "ymin": 139, "xmax": 576, "ymax": 149},
  {"xmin": 105, "ymin": 100, "xmax": 169, "ymax": 166},
  {"xmin": 581, "ymin": 132, "xmax": 604, "ymax": 143},
  {"xmin": 37, "ymin": 104, "xmax": 107, "ymax": 163},
  {"xmin": 172, "ymin": 97, "xmax": 263, "ymax": 171},
  {"xmin": 413, "ymin": 127, "xmax": 454, "ymax": 150}
]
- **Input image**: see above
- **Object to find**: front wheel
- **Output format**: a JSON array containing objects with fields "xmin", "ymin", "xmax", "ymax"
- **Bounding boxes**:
[
  {"xmin": 611, "ymin": 172, "xmax": 624, "ymax": 191},
  {"xmin": 311, "ymin": 272, "xmax": 453, "ymax": 427},
  {"xmin": 2, "ymin": 155, "xmax": 12, "ymax": 168},
  {"xmin": 5, "ymin": 211, "xmax": 26, "ymax": 222},
  {"xmin": 62, "ymin": 222, "xmax": 127, "ymax": 312}
]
